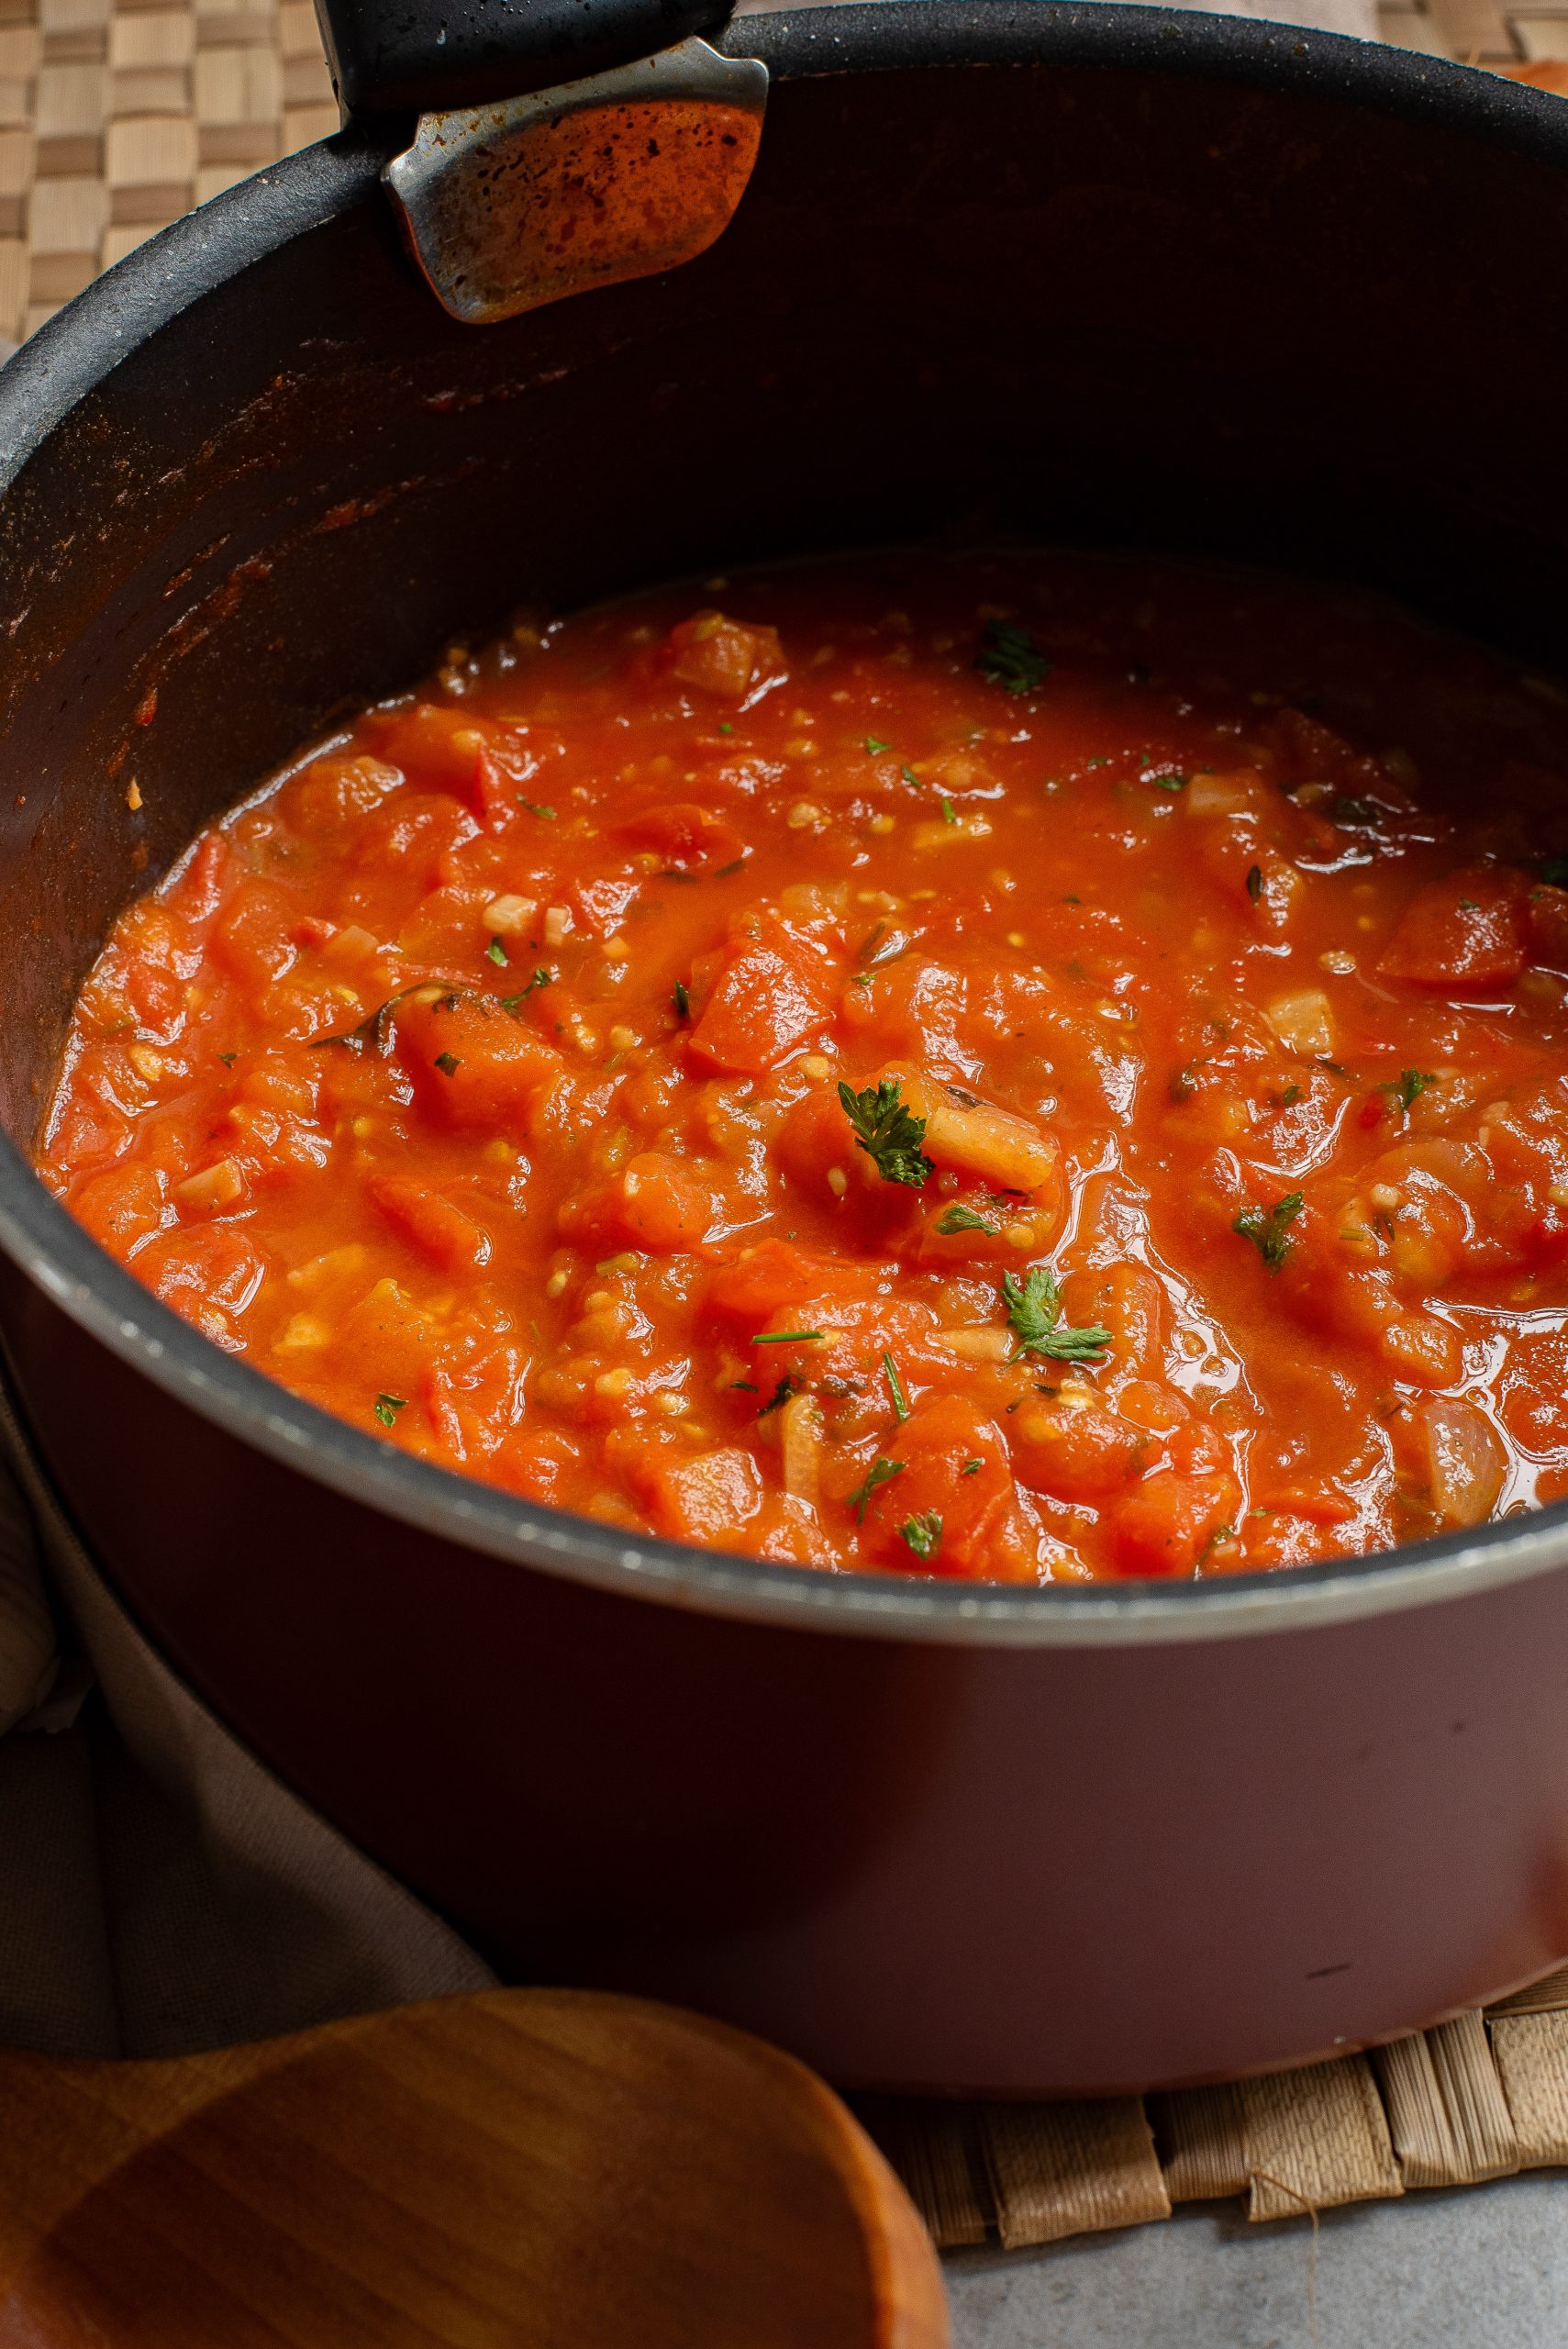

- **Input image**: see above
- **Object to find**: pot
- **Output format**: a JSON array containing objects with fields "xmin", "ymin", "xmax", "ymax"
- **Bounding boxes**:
[{"xmin": 1, "ymin": 0, "xmax": 1566, "ymax": 2098}]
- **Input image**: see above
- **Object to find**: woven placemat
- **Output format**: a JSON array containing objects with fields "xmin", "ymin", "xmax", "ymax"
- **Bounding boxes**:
[{"xmin": 3, "ymin": 0, "xmax": 1568, "ymax": 2260}]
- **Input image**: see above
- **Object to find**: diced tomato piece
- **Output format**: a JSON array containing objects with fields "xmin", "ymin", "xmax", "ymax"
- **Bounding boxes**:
[
  {"xmin": 212, "ymin": 885, "xmax": 299, "ymax": 987},
  {"xmin": 617, "ymin": 802, "xmax": 746, "ymax": 874},
  {"xmin": 136, "ymin": 1225, "xmax": 266, "ymax": 1348},
  {"xmin": 858, "ymin": 1396, "xmax": 1026, "ymax": 1576},
  {"xmin": 72, "ymin": 1162, "xmax": 166, "ymax": 1257},
  {"xmin": 1109, "ymin": 1468, "xmax": 1240, "ymax": 1578},
  {"xmin": 395, "ymin": 992, "xmax": 563, "ymax": 1130},
  {"xmin": 370, "ymin": 1177, "xmax": 491, "ymax": 1274},
  {"xmin": 1529, "ymin": 882, "xmax": 1568, "ymax": 973},
  {"xmin": 560, "ymin": 1152, "xmax": 716, "ymax": 1254},
  {"xmin": 706, "ymin": 1239, "xmax": 884, "ymax": 1323},
  {"xmin": 1379, "ymin": 866, "xmax": 1529, "ymax": 991},
  {"xmin": 688, "ymin": 913, "xmax": 840, "ymax": 1074},
  {"xmin": 1011, "ymin": 1394, "xmax": 1140, "ymax": 1503},
  {"xmin": 662, "ymin": 612, "xmax": 785, "ymax": 703},
  {"xmin": 636, "ymin": 1444, "xmax": 765, "ymax": 1544}
]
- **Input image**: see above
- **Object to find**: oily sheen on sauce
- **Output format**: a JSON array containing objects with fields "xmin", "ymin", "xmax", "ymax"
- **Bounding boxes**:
[{"xmin": 38, "ymin": 554, "xmax": 1568, "ymax": 1583}]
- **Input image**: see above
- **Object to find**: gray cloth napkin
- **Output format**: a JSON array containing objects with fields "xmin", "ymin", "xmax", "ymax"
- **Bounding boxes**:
[{"xmin": 0, "ymin": 1376, "xmax": 494, "ymax": 2061}]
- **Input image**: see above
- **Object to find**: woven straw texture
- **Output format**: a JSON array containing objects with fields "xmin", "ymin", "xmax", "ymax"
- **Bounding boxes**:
[
  {"xmin": 3, "ymin": 0, "xmax": 1568, "ymax": 2261},
  {"xmin": 0, "ymin": 0, "xmax": 335, "ymax": 345},
  {"xmin": 865, "ymin": 1965, "xmax": 1568, "ymax": 2249}
]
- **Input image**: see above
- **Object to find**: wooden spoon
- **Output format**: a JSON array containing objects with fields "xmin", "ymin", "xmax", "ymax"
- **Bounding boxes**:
[{"xmin": 0, "ymin": 1986, "xmax": 948, "ymax": 2346}]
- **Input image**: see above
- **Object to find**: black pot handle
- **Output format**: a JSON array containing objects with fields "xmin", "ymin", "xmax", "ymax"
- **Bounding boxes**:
[{"xmin": 316, "ymin": 0, "xmax": 735, "ymax": 116}]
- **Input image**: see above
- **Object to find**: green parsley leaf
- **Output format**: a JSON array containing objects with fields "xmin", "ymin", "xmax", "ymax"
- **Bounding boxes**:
[
  {"xmin": 1246, "ymin": 864, "xmax": 1262, "ymax": 903},
  {"xmin": 717, "ymin": 721, "xmax": 734, "ymax": 735},
  {"xmin": 433, "ymin": 1052, "xmax": 461, "ymax": 1076},
  {"xmin": 1233, "ymin": 1191, "xmax": 1305, "ymax": 1272},
  {"xmin": 900, "ymin": 764, "xmax": 921, "ymax": 788},
  {"xmin": 753, "ymin": 1329, "xmax": 823, "ymax": 1345},
  {"xmin": 673, "ymin": 979, "xmax": 690, "ymax": 1019},
  {"xmin": 373, "ymin": 1392, "xmax": 407, "ymax": 1430},
  {"xmin": 1459, "ymin": 896, "xmax": 1480, "ymax": 912},
  {"xmin": 1146, "ymin": 771, "xmax": 1187, "ymax": 793},
  {"xmin": 975, "ymin": 618, "xmax": 1049, "ymax": 695},
  {"xmin": 1000, "ymin": 1264, "xmax": 1112, "ymax": 1364},
  {"xmin": 940, "ymin": 797, "xmax": 959, "ymax": 825},
  {"xmin": 1282, "ymin": 1083, "xmax": 1302, "ymax": 1107},
  {"xmin": 960, "ymin": 1458, "xmax": 983, "ymax": 1476},
  {"xmin": 1385, "ymin": 1067, "xmax": 1434, "ymax": 1115},
  {"xmin": 937, "ymin": 1204, "xmax": 997, "ymax": 1237},
  {"xmin": 499, "ymin": 967, "xmax": 552, "ymax": 1010},
  {"xmin": 517, "ymin": 797, "xmax": 557, "ymax": 818},
  {"xmin": 758, "ymin": 1375, "xmax": 800, "ymax": 1418},
  {"xmin": 217, "ymin": 1052, "xmax": 236, "ymax": 1067},
  {"xmin": 486, "ymin": 936, "xmax": 509, "ymax": 966},
  {"xmin": 883, "ymin": 1352, "xmax": 909, "ymax": 1423},
  {"xmin": 900, "ymin": 1510, "xmax": 943, "ymax": 1562},
  {"xmin": 838, "ymin": 1076, "xmax": 931, "ymax": 1188},
  {"xmin": 864, "ymin": 735, "xmax": 891, "ymax": 755},
  {"xmin": 846, "ymin": 1456, "xmax": 904, "ymax": 1523}
]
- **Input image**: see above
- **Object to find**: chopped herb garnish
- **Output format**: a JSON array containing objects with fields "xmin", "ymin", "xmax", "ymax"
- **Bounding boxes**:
[
  {"xmin": 1282, "ymin": 1083, "xmax": 1302, "ymax": 1107},
  {"xmin": 217, "ymin": 1052, "xmax": 236, "ymax": 1067},
  {"xmin": 940, "ymin": 797, "xmax": 959, "ymax": 825},
  {"xmin": 758, "ymin": 1375, "xmax": 800, "ymax": 1418},
  {"xmin": 1246, "ymin": 864, "xmax": 1262, "ymax": 903},
  {"xmin": 486, "ymin": 936, "xmax": 509, "ymax": 966},
  {"xmin": 937, "ymin": 1203, "xmax": 998, "ymax": 1237},
  {"xmin": 864, "ymin": 735, "xmax": 891, "ymax": 755},
  {"xmin": 961, "ymin": 1458, "xmax": 983, "ymax": 1475},
  {"xmin": 1233, "ymin": 1190, "xmax": 1305, "ymax": 1272},
  {"xmin": 517, "ymin": 797, "xmax": 557, "ymax": 818},
  {"xmin": 1000, "ymin": 1264, "xmax": 1112, "ymax": 1364},
  {"xmin": 900, "ymin": 764, "xmax": 921, "ymax": 788},
  {"xmin": 717, "ymin": 721, "xmax": 734, "ymax": 735},
  {"xmin": 714, "ymin": 858, "xmax": 745, "ymax": 878},
  {"xmin": 500, "ymin": 967, "xmax": 552, "ymax": 1010},
  {"xmin": 900, "ymin": 1510, "xmax": 943, "ymax": 1562},
  {"xmin": 729, "ymin": 1379, "xmax": 758, "ymax": 1393},
  {"xmin": 433, "ymin": 1052, "xmax": 461, "ymax": 1076},
  {"xmin": 1170, "ymin": 1062, "xmax": 1198, "ymax": 1103},
  {"xmin": 1147, "ymin": 771, "xmax": 1187, "ymax": 793},
  {"xmin": 883, "ymin": 1352, "xmax": 909, "ymax": 1423},
  {"xmin": 1385, "ymin": 1067, "xmax": 1434, "ymax": 1115},
  {"xmin": 847, "ymin": 1456, "xmax": 904, "ymax": 1523},
  {"xmin": 1459, "ymin": 896, "xmax": 1480, "ymax": 912},
  {"xmin": 975, "ymin": 618, "xmax": 1049, "ymax": 695},
  {"xmin": 673, "ymin": 979, "xmax": 690, "ymax": 1019},
  {"xmin": 373, "ymin": 1392, "xmax": 407, "ymax": 1429},
  {"xmin": 838, "ymin": 1076, "xmax": 931, "ymax": 1188},
  {"xmin": 753, "ymin": 1329, "xmax": 823, "ymax": 1345}
]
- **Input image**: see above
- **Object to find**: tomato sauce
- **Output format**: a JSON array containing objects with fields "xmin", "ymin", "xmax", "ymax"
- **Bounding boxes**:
[{"xmin": 37, "ymin": 552, "xmax": 1568, "ymax": 1581}]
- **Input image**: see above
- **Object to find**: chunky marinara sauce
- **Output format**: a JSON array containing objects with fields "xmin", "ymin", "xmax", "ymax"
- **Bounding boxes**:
[{"xmin": 38, "ymin": 554, "xmax": 1568, "ymax": 1581}]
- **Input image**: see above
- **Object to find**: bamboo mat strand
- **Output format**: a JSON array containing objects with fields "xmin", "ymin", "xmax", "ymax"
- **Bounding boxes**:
[
  {"xmin": 865, "ymin": 1973, "xmax": 1568, "ymax": 2250},
  {"xmin": 3, "ymin": 0, "xmax": 1568, "ymax": 2266}
]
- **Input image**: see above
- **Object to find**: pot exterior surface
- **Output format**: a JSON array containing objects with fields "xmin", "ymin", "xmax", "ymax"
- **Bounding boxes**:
[{"xmin": 1, "ymin": 9, "xmax": 1567, "ymax": 2089}]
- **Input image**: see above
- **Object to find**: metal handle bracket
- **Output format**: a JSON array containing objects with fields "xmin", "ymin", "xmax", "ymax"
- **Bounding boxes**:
[{"xmin": 384, "ymin": 37, "xmax": 768, "ymax": 327}]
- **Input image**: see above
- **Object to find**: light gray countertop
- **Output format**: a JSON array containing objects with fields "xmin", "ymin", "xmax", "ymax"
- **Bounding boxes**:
[{"xmin": 949, "ymin": 2172, "xmax": 1568, "ymax": 2347}]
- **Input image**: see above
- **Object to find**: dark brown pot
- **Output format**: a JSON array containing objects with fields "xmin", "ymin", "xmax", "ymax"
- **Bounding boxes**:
[{"xmin": 1, "ymin": 1, "xmax": 1567, "ymax": 2093}]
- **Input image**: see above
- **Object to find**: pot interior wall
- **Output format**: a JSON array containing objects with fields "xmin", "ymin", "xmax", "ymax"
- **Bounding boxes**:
[{"xmin": 1, "ymin": 41, "xmax": 1566, "ymax": 1144}]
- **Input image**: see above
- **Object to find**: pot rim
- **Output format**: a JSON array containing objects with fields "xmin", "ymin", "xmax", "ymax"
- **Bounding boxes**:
[{"xmin": 4, "ymin": 0, "xmax": 1568, "ymax": 1650}]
